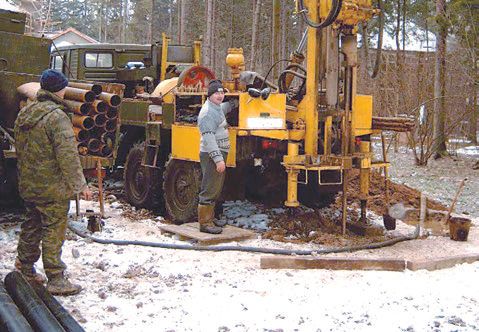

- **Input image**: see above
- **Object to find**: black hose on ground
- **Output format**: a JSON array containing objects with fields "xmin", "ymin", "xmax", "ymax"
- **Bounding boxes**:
[
  {"xmin": 0, "ymin": 283, "xmax": 33, "ymax": 332},
  {"xmin": 69, "ymin": 223, "xmax": 420, "ymax": 256},
  {"xmin": 31, "ymin": 283, "xmax": 85, "ymax": 332},
  {"xmin": 4, "ymin": 272, "xmax": 65, "ymax": 332}
]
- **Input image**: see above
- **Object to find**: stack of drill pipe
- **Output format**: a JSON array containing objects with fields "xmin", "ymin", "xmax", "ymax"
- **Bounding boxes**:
[
  {"xmin": 16, "ymin": 81, "xmax": 120, "ymax": 157},
  {"xmin": 3, "ymin": 272, "xmax": 85, "ymax": 332},
  {"xmin": 372, "ymin": 116, "xmax": 415, "ymax": 132}
]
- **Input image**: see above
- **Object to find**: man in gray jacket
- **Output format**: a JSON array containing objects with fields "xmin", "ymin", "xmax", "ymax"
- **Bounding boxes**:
[{"xmin": 197, "ymin": 80, "xmax": 234, "ymax": 234}]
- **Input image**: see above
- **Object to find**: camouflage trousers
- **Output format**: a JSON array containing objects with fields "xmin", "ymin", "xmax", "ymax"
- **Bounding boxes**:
[
  {"xmin": 199, "ymin": 151, "xmax": 228, "ymax": 206},
  {"xmin": 17, "ymin": 200, "xmax": 69, "ymax": 278}
]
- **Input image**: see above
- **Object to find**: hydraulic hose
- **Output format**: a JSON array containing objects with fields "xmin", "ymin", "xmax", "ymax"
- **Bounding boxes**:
[
  {"xmin": 69, "ymin": 223, "xmax": 420, "ymax": 256},
  {"xmin": 298, "ymin": 0, "xmax": 343, "ymax": 29}
]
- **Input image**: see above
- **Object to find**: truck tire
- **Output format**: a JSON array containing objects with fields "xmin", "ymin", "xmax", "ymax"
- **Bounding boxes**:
[
  {"xmin": 163, "ymin": 157, "xmax": 201, "ymax": 224},
  {"xmin": 124, "ymin": 143, "xmax": 163, "ymax": 211}
]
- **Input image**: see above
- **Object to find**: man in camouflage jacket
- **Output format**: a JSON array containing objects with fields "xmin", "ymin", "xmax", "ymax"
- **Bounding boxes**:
[{"xmin": 14, "ymin": 69, "xmax": 92, "ymax": 296}]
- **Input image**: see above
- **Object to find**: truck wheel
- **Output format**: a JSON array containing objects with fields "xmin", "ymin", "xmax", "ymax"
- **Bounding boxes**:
[
  {"xmin": 163, "ymin": 157, "xmax": 201, "ymax": 224},
  {"xmin": 124, "ymin": 143, "xmax": 163, "ymax": 211}
]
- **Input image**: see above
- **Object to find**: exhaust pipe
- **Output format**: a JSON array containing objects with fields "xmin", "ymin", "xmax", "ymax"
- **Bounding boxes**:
[
  {"xmin": 4, "ymin": 272, "xmax": 65, "ymax": 332},
  {"xmin": 0, "ymin": 283, "xmax": 33, "ymax": 332}
]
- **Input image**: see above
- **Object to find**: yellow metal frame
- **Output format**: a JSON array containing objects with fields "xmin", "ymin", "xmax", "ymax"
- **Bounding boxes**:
[{"xmin": 171, "ymin": 124, "xmax": 237, "ymax": 167}]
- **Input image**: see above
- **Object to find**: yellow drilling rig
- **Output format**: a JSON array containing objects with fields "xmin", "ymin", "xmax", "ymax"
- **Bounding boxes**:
[{"xmin": 126, "ymin": 0, "xmax": 396, "ymax": 232}]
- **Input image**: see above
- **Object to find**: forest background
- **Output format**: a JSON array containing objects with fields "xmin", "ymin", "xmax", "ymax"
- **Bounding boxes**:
[{"xmin": 8, "ymin": 0, "xmax": 479, "ymax": 162}]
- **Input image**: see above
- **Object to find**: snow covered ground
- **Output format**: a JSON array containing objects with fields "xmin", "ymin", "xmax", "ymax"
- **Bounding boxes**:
[{"xmin": 1, "ymin": 148, "xmax": 478, "ymax": 332}]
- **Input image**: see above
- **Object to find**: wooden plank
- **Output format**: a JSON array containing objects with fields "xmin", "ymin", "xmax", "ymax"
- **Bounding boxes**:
[
  {"xmin": 158, "ymin": 222, "xmax": 256, "ymax": 245},
  {"xmin": 406, "ymin": 254, "xmax": 479, "ymax": 271},
  {"xmin": 260, "ymin": 256, "xmax": 407, "ymax": 271}
]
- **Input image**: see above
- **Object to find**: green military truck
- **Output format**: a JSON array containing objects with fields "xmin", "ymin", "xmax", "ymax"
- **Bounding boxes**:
[
  {"xmin": 0, "ymin": 9, "xmax": 52, "ymax": 205},
  {"xmin": 50, "ymin": 36, "xmax": 203, "ymax": 214}
]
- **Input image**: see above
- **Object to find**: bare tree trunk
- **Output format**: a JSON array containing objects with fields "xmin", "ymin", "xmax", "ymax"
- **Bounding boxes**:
[
  {"xmin": 280, "ymin": 0, "xmax": 287, "ymax": 62},
  {"xmin": 178, "ymin": 0, "xmax": 187, "ymax": 44},
  {"xmin": 98, "ymin": 3, "xmax": 103, "ymax": 42},
  {"xmin": 204, "ymin": 0, "xmax": 214, "ymax": 67},
  {"xmin": 168, "ymin": 0, "xmax": 173, "ymax": 37},
  {"xmin": 250, "ymin": 0, "xmax": 261, "ymax": 71},
  {"xmin": 433, "ymin": 0, "xmax": 448, "ymax": 158},
  {"xmin": 121, "ymin": 0, "xmax": 128, "ymax": 43},
  {"xmin": 271, "ymin": 0, "xmax": 281, "ymax": 79}
]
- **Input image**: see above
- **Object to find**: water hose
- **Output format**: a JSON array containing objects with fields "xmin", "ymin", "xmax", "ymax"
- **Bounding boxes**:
[{"xmin": 69, "ymin": 223, "xmax": 420, "ymax": 256}]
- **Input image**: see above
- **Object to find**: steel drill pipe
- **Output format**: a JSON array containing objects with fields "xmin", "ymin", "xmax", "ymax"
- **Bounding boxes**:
[
  {"xmin": 68, "ymin": 82, "xmax": 102, "ymax": 96},
  {"xmin": 4, "ymin": 272, "xmax": 65, "ymax": 332},
  {"xmin": 87, "ymin": 139, "xmax": 101, "ymax": 153},
  {"xmin": 0, "ymin": 283, "xmax": 34, "ymax": 332},
  {"xmin": 98, "ymin": 144, "xmax": 113, "ymax": 157},
  {"xmin": 104, "ymin": 119, "xmax": 118, "ymax": 133},
  {"xmin": 31, "ymin": 283, "xmax": 85, "ymax": 332},
  {"xmin": 100, "ymin": 132, "xmax": 115, "ymax": 145},
  {"xmin": 73, "ymin": 127, "xmax": 90, "ymax": 142},
  {"xmin": 64, "ymin": 87, "xmax": 95, "ymax": 103},
  {"xmin": 105, "ymin": 107, "xmax": 118, "ymax": 119},
  {"xmin": 91, "ymin": 100, "xmax": 108, "ymax": 114},
  {"xmin": 98, "ymin": 92, "xmax": 121, "ymax": 107},
  {"xmin": 63, "ymin": 100, "xmax": 91, "ymax": 116},
  {"xmin": 78, "ymin": 143, "xmax": 88, "ymax": 156},
  {"xmin": 72, "ymin": 115, "xmax": 94, "ymax": 130},
  {"xmin": 92, "ymin": 113, "xmax": 107, "ymax": 127}
]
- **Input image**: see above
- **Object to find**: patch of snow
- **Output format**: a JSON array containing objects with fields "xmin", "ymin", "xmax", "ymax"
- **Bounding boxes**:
[{"xmin": 457, "ymin": 146, "xmax": 479, "ymax": 156}]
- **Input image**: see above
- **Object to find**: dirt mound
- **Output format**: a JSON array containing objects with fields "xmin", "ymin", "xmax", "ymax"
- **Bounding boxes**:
[
  {"xmin": 335, "ymin": 170, "xmax": 447, "ymax": 215},
  {"xmin": 264, "ymin": 171, "xmax": 448, "ymax": 244}
]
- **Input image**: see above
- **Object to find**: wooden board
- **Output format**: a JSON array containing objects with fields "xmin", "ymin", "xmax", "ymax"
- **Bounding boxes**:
[
  {"xmin": 261, "ymin": 256, "xmax": 407, "ymax": 271},
  {"xmin": 261, "ymin": 254, "xmax": 479, "ymax": 271},
  {"xmin": 158, "ymin": 222, "xmax": 256, "ymax": 245},
  {"xmin": 406, "ymin": 254, "xmax": 479, "ymax": 271}
]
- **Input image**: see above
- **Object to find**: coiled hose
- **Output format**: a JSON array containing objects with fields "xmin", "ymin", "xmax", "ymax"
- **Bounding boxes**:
[{"xmin": 69, "ymin": 223, "xmax": 420, "ymax": 256}]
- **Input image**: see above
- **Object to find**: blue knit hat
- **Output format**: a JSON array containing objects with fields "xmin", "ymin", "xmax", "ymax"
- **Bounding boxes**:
[{"xmin": 40, "ymin": 69, "xmax": 68, "ymax": 92}]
